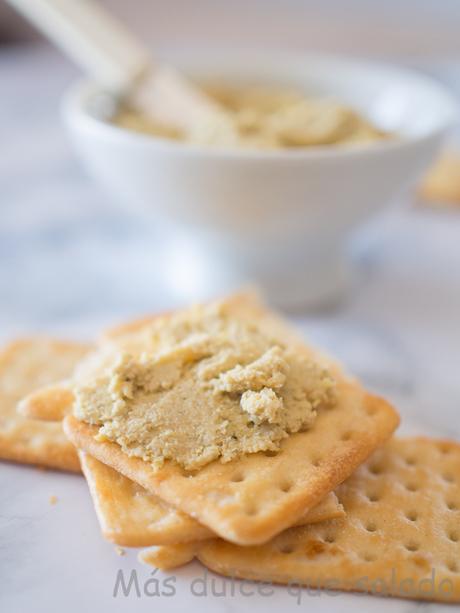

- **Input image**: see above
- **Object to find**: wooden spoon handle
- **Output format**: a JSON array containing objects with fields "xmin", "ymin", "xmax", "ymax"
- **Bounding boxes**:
[
  {"xmin": 7, "ymin": 0, "xmax": 235, "ymax": 137},
  {"xmin": 6, "ymin": 0, "xmax": 150, "ymax": 93}
]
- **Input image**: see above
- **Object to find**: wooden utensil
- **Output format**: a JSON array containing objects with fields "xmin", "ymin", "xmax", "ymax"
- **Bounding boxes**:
[{"xmin": 7, "ymin": 0, "xmax": 234, "ymax": 137}]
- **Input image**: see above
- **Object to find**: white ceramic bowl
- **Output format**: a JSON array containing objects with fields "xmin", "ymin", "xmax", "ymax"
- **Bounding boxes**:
[{"xmin": 62, "ymin": 52, "xmax": 458, "ymax": 309}]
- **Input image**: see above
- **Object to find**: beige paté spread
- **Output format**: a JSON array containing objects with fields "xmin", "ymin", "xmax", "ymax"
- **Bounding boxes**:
[
  {"xmin": 73, "ymin": 299, "xmax": 336, "ymax": 470},
  {"xmin": 115, "ymin": 84, "xmax": 389, "ymax": 150}
]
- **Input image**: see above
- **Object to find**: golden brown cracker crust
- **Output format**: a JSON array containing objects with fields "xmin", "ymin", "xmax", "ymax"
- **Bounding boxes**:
[
  {"xmin": 79, "ymin": 452, "xmax": 211, "ymax": 546},
  {"xmin": 64, "ymin": 379, "xmax": 398, "ymax": 545},
  {"xmin": 18, "ymin": 384, "xmax": 76, "ymax": 422},
  {"xmin": 101, "ymin": 293, "xmax": 261, "ymax": 341},
  {"xmin": 78, "ymin": 452, "xmax": 344, "ymax": 547},
  {"xmin": 0, "ymin": 338, "xmax": 86, "ymax": 472},
  {"xmin": 0, "ymin": 427, "xmax": 80, "ymax": 472},
  {"xmin": 294, "ymin": 491, "xmax": 344, "ymax": 526},
  {"xmin": 65, "ymin": 292, "xmax": 398, "ymax": 544},
  {"xmin": 196, "ymin": 437, "xmax": 460, "ymax": 603},
  {"xmin": 139, "ymin": 543, "xmax": 199, "ymax": 570}
]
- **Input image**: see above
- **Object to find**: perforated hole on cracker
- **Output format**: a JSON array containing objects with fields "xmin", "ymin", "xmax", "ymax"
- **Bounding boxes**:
[
  {"xmin": 192, "ymin": 437, "xmax": 460, "ymax": 603},
  {"xmin": 64, "ymin": 293, "xmax": 399, "ymax": 545},
  {"xmin": 79, "ymin": 451, "xmax": 344, "ymax": 547}
]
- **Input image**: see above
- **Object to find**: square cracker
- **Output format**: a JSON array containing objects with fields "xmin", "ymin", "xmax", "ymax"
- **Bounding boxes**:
[
  {"xmin": 63, "ymin": 295, "xmax": 399, "ymax": 545},
  {"xmin": 19, "ymin": 383, "xmax": 77, "ymax": 422},
  {"xmin": 0, "ymin": 338, "xmax": 88, "ymax": 472},
  {"xmin": 79, "ymin": 451, "xmax": 344, "ymax": 547},
  {"xmin": 195, "ymin": 437, "xmax": 460, "ymax": 603},
  {"xmin": 18, "ymin": 346, "xmax": 91, "ymax": 422}
]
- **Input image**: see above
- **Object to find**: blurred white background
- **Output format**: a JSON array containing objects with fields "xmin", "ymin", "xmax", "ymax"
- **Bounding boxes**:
[
  {"xmin": 1, "ymin": 0, "xmax": 460, "ymax": 57},
  {"xmin": 105, "ymin": 0, "xmax": 460, "ymax": 57}
]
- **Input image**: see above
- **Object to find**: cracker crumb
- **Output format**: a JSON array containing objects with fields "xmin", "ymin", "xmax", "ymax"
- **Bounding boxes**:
[
  {"xmin": 115, "ymin": 546, "xmax": 126, "ymax": 556},
  {"xmin": 49, "ymin": 495, "xmax": 58, "ymax": 505}
]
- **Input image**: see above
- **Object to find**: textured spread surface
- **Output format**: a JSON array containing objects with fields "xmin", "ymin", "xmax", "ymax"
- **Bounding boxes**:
[
  {"xmin": 66, "ymin": 294, "xmax": 399, "ymax": 544},
  {"xmin": 115, "ymin": 84, "xmax": 389, "ymax": 150},
  {"xmin": 64, "ymin": 383, "xmax": 398, "ymax": 544},
  {"xmin": 65, "ymin": 374, "xmax": 398, "ymax": 545},
  {"xmin": 73, "ymin": 296, "xmax": 336, "ymax": 470}
]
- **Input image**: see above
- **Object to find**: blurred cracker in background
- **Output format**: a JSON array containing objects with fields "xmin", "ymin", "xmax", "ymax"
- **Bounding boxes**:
[{"xmin": 420, "ymin": 151, "xmax": 460, "ymax": 207}]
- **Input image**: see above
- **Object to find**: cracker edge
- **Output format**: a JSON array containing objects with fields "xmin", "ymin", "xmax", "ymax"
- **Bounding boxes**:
[
  {"xmin": 0, "ymin": 339, "xmax": 83, "ymax": 473},
  {"xmin": 18, "ymin": 383, "xmax": 74, "ymax": 422},
  {"xmin": 63, "ymin": 390, "xmax": 399, "ymax": 545},
  {"xmin": 79, "ymin": 451, "xmax": 344, "ymax": 547},
  {"xmin": 195, "ymin": 436, "xmax": 460, "ymax": 604}
]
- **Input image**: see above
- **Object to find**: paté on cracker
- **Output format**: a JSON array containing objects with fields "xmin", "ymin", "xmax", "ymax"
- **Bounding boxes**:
[
  {"xmin": 73, "ymin": 299, "xmax": 336, "ymax": 470},
  {"xmin": 65, "ymin": 293, "xmax": 399, "ymax": 545}
]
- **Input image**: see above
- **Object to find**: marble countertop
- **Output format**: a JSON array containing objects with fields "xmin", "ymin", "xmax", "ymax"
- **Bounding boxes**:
[{"xmin": 0, "ymin": 46, "xmax": 459, "ymax": 613}]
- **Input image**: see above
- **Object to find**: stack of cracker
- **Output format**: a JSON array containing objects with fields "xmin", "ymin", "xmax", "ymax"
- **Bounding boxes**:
[{"xmin": 1, "ymin": 294, "xmax": 459, "ymax": 604}]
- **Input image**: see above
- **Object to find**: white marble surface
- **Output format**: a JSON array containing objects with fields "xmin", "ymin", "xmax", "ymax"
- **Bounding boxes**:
[{"xmin": 0, "ymin": 46, "xmax": 459, "ymax": 612}]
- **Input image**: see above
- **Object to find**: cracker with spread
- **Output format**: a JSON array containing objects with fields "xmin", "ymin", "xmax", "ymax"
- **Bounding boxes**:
[
  {"xmin": 64, "ymin": 293, "xmax": 399, "ymax": 545},
  {"xmin": 79, "ymin": 451, "xmax": 345, "ymax": 547},
  {"xmin": 17, "ymin": 311, "xmax": 345, "ymax": 547}
]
